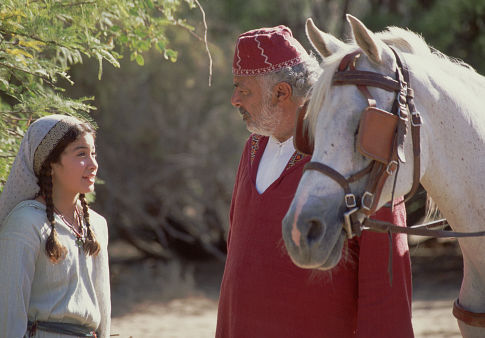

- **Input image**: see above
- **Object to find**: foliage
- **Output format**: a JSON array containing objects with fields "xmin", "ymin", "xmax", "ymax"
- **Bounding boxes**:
[{"xmin": 0, "ymin": 0, "xmax": 196, "ymax": 187}]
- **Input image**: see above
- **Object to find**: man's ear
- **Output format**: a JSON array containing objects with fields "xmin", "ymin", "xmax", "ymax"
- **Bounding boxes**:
[{"xmin": 273, "ymin": 82, "xmax": 292, "ymax": 103}]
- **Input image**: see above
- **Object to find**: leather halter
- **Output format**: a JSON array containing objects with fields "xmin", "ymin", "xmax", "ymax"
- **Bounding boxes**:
[
  {"xmin": 303, "ymin": 47, "xmax": 485, "ymax": 327},
  {"xmin": 304, "ymin": 48, "xmax": 422, "ymax": 238},
  {"xmin": 304, "ymin": 48, "xmax": 485, "ymax": 240}
]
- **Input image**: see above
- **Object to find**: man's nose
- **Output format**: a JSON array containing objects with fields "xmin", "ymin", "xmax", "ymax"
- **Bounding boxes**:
[{"xmin": 231, "ymin": 91, "xmax": 240, "ymax": 107}]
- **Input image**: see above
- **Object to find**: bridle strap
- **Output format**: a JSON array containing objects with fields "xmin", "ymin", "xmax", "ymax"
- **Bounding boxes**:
[
  {"xmin": 363, "ymin": 218, "xmax": 485, "ymax": 238},
  {"xmin": 338, "ymin": 50, "xmax": 360, "ymax": 71},
  {"xmin": 304, "ymin": 162, "xmax": 353, "ymax": 195},
  {"xmin": 390, "ymin": 47, "xmax": 422, "ymax": 203},
  {"xmin": 304, "ymin": 161, "xmax": 375, "ymax": 194},
  {"xmin": 348, "ymin": 162, "xmax": 373, "ymax": 183},
  {"xmin": 333, "ymin": 70, "xmax": 401, "ymax": 92}
]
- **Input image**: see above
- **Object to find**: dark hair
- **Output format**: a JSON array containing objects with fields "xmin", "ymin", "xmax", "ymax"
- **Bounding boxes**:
[{"xmin": 37, "ymin": 122, "xmax": 100, "ymax": 263}]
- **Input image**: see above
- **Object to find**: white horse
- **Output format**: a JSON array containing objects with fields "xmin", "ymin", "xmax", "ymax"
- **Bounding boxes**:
[{"xmin": 282, "ymin": 15, "xmax": 485, "ymax": 337}]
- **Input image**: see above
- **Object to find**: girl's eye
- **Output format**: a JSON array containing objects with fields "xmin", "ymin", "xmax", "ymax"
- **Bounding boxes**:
[{"xmin": 78, "ymin": 152, "xmax": 86, "ymax": 157}]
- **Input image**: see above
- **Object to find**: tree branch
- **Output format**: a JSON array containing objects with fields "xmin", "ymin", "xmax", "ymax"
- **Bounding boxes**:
[
  {"xmin": 194, "ymin": 0, "xmax": 212, "ymax": 86},
  {"xmin": 0, "ymin": 61, "xmax": 56, "ymax": 87},
  {"xmin": 0, "ymin": 29, "xmax": 75, "ymax": 50}
]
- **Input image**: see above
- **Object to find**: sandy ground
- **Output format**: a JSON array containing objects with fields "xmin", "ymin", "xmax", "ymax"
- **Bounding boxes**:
[{"xmin": 108, "ymin": 239, "xmax": 464, "ymax": 338}]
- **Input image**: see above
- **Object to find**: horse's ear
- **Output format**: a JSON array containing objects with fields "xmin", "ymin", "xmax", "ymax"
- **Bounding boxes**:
[
  {"xmin": 306, "ymin": 18, "xmax": 346, "ymax": 58},
  {"xmin": 347, "ymin": 14, "xmax": 387, "ymax": 64}
]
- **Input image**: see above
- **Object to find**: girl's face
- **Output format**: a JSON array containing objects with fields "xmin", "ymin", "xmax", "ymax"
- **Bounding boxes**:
[{"xmin": 51, "ymin": 133, "xmax": 98, "ymax": 197}]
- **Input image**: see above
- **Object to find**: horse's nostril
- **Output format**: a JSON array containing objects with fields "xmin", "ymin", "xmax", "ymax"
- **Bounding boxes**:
[{"xmin": 307, "ymin": 219, "xmax": 324, "ymax": 244}]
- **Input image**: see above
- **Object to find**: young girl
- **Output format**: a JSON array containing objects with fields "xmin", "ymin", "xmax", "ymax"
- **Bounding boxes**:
[{"xmin": 0, "ymin": 115, "xmax": 111, "ymax": 337}]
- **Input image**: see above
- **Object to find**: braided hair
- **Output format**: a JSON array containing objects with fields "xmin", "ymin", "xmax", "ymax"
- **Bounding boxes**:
[
  {"xmin": 37, "ymin": 122, "xmax": 100, "ymax": 263},
  {"xmin": 79, "ymin": 193, "xmax": 100, "ymax": 255},
  {"xmin": 38, "ymin": 162, "xmax": 67, "ymax": 263}
]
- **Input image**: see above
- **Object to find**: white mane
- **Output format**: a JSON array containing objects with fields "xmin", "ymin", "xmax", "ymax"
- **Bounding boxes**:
[{"xmin": 306, "ymin": 27, "xmax": 485, "ymax": 140}]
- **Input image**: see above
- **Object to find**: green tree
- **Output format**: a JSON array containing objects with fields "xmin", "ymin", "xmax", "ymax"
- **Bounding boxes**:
[{"xmin": 0, "ymin": 0, "xmax": 200, "ymax": 187}]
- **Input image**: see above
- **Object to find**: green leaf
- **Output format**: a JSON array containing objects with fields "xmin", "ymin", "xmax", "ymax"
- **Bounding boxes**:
[
  {"xmin": 135, "ymin": 54, "xmax": 145, "ymax": 66},
  {"xmin": 145, "ymin": 0, "xmax": 155, "ymax": 9},
  {"xmin": 0, "ymin": 79, "xmax": 9, "ymax": 91},
  {"xmin": 165, "ymin": 49, "xmax": 178, "ymax": 62},
  {"xmin": 97, "ymin": 53, "xmax": 103, "ymax": 80}
]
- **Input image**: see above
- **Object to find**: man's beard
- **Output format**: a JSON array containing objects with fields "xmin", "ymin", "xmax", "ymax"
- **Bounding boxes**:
[{"xmin": 246, "ymin": 95, "xmax": 281, "ymax": 136}]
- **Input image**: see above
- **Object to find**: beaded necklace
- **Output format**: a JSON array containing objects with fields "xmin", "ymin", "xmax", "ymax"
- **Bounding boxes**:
[{"xmin": 54, "ymin": 206, "xmax": 85, "ymax": 248}]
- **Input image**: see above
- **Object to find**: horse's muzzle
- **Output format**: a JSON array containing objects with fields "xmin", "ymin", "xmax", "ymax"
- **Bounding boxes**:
[{"xmin": 282, "ymin": 197, "xmax": 345, "ymax": 270}]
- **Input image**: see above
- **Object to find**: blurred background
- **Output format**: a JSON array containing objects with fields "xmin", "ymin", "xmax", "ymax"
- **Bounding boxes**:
[{"xmin": 2, "ymin": 0, "xmax": 485, "ymax": 336}]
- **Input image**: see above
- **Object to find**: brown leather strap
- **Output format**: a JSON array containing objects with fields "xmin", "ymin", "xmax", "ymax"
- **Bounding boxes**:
[
  {"xmin": 304, "ymin": 162, "xmax": 352, "ymax": 195},
  {"xmin": 293, "ymin": 101, "xmax": 313, "ymax": 155},
  {"xmin": 453, "ymin": 299, "xmax": 485, "ymax": 327},
  {"xmin": 390, "ymin": 47, "xmax": 422, "ymax": 203},
  {"xmin": 338, "ymin": 51, "xmax": 360, "ymax": 71},
  {"xmin": 404, "ymin": 118, "xmax": 421, "ymax": 203},
  {"xmin": 347, "ymin": 162, "xmax": 373, "ymax": 183},
  {"xmin": 356, "ymin": 84, "xmax": 376, "ymax": 107},
  {"xmin": 363, "ymin": 218, "xmax": 485, "ymax": 238},
  {"xmin": 360, "ymin": 162, "xmax": 384, "ymax": 215},
  {"xmin": 333, "ymin": 70, "xmax": 401, "ymax": 92}
]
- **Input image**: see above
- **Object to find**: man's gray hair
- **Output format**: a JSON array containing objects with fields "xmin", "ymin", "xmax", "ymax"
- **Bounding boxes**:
[{"xmin": 258, "ymin": 54, "xmax": 321, "ymax": 100}]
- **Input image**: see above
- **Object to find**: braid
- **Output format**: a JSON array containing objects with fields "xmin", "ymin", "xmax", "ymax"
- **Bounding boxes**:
[
  {"xmin": 39, "ymin": 164, "xmax": 67, "ymax": 263},
  {"xmin": 79, "ymin": 193, "xmax": 100, "ymax": 256}
]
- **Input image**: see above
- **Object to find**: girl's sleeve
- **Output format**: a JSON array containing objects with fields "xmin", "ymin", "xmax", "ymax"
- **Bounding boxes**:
[
  {"xmin": 0, "ymin": 209, "xmax": 40, "ymax": 337},
  {"xmin": 93, "ymin": 216, "xmax": 111, "ymax": 338}
]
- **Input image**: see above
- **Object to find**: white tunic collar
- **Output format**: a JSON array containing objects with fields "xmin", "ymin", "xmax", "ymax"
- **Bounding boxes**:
[{"xmin": 256, "ymin": 136, "xmax": 295, "ymax": 193}]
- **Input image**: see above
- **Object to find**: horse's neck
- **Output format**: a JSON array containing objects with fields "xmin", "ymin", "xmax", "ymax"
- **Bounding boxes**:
[
  {"xmin": 413, "ymin": 57, "xmax": 485, "ymax": 230},
  {"xmin": 413, "ymin": 55, "xmax": 485, "ymax": 314}
]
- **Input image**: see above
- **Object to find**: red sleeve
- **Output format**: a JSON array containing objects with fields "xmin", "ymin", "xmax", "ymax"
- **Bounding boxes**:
[{"xmin": 356, "ymin": 200, "xmax": 414, "ymax": 337}]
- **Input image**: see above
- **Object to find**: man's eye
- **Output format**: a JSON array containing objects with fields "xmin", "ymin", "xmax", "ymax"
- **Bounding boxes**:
[{"xmin": 78, "ymin": 152, "xmax": 86, "ymax": 156}]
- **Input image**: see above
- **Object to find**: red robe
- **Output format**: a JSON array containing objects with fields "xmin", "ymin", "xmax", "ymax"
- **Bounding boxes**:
[{"xmin": 216, "ymin": 135, "xmax": 413, "ymax": 338}]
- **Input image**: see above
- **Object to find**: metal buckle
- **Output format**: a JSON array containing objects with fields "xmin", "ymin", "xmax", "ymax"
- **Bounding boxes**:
[
  {"xmin": 411, "ymin": 111, "xmax": 422, "ymax": 126},
  {"xmin": 397, "ymin": 106, "xmax": 409, "ymax": 121},
  {"xmin": 361, "ymin": 191, "xmax": 374, "ymax": 211},
  {"xmin": 386, "ymin": 160, "xmax": 398, "ymax": 175},
  {"xmin": 345, "ymin": 193, "xmax": 357, "ymax": 208},
  {"xmin": 343, "ymin": 207, "xmax": 359, "ymax": 239}
]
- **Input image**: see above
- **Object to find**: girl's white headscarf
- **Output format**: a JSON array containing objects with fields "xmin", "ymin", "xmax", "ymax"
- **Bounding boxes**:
[{"xmin": 0, "ymin": 114, "xmax": 82, "ymax": 225}]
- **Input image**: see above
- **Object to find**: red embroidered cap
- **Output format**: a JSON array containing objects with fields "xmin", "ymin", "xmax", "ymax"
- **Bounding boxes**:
[{"xmin": 233, "ymin": 25, "xmax": 307, "ymax": 76}]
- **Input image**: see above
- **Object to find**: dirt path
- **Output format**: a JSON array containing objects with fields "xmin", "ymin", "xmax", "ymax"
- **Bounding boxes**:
[{"xmin": 109, "ymin": 240, "xmax": 464, "ymax": 338}]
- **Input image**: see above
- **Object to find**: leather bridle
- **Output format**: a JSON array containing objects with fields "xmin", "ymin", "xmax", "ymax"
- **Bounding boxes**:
[
  {"xmin": 302, "ymin": 47, "xmax": 485, "ymax": 240},
  {"xmin": 298, "ymin": 47, "xmax": 485, "ymax": 327}
]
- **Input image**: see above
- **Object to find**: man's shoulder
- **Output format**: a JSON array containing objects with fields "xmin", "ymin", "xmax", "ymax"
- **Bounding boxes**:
[
  {"xmin": 243, "ymin": 133, "xmax": 267, "ymax": 153},
  {"xmin": 245, "ymin": 134, "xmax": 266, "ymax": 146}
]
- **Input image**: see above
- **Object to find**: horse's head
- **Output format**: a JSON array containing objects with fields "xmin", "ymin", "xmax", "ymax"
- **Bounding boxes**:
[{"xmin": 282, "ymin": 15, "xmax": 417, "ymax": 270}]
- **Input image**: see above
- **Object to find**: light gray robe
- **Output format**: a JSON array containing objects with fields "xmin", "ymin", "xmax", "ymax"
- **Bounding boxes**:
[{"xmin": 0, "ymin": 200, "xmax": 111, "ymax": 338}]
